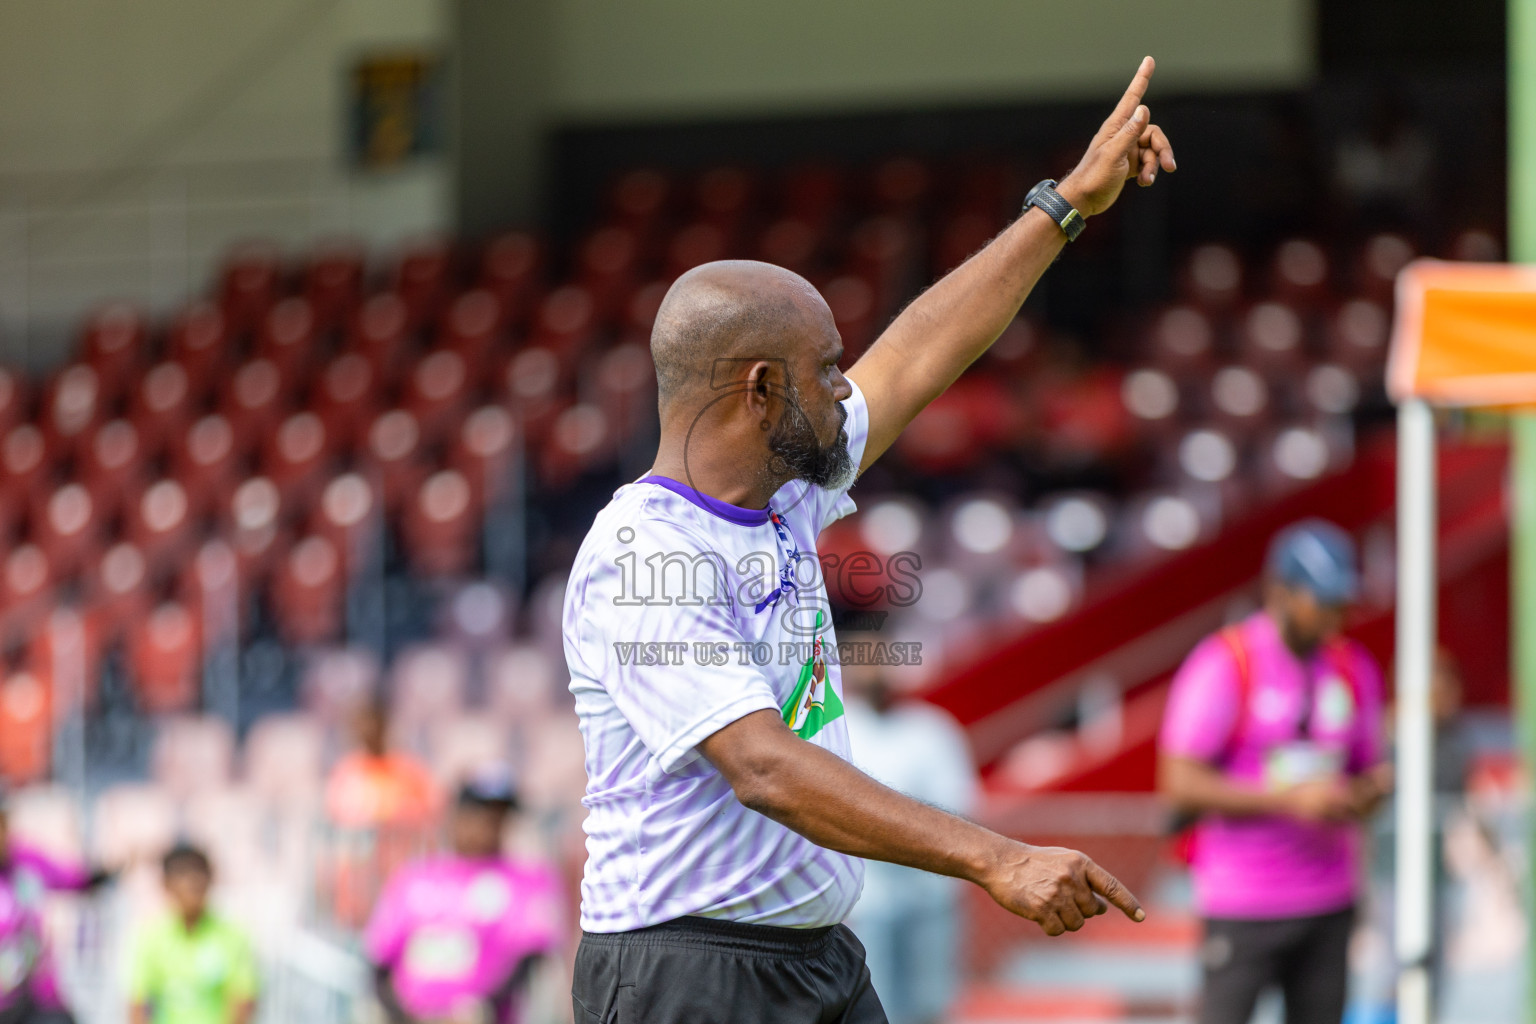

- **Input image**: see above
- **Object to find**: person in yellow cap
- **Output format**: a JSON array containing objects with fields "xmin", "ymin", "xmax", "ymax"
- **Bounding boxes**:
[{"xmin": 125, "ymin": 844, "xmax": 258, "ymax": 1024}]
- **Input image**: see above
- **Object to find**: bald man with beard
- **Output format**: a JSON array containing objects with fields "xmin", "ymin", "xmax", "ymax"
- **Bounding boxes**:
[{"xmin": 563, "ymin": 58, "xmax": 1177, "ymax": 1024}]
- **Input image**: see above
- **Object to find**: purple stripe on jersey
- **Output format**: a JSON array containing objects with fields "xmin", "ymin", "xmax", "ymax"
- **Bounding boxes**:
[{"xmin": 638, "ymin": 475, "xmax": 771, "ymax": 527}]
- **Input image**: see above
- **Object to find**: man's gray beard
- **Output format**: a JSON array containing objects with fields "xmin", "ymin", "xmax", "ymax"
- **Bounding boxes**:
[{"xmin": 764, "ymin": 388, "xmax": 855, "ymax": 492}]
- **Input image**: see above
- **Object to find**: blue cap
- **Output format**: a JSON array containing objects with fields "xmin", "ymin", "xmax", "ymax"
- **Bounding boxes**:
[{"xmin": 1266, "ymin": 519, "xmax": 1359, "ymax": 605}]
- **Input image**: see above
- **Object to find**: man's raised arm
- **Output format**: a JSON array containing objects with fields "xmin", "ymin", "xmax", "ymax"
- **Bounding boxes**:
[{"xmin": 847, "ymin": 56, "xmax": 1176, "ymax": 471}]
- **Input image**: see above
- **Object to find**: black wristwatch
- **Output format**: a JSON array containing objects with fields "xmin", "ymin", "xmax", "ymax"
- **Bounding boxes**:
[{"xmin": 1024, "ymin": 179, "xmax": 1086, "ymax": 241}]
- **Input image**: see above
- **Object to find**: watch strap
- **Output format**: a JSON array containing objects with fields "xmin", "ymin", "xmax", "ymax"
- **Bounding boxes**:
[{"xmin": 1025, "ymin": 179, "xmax": 1086, "ymax": 242}]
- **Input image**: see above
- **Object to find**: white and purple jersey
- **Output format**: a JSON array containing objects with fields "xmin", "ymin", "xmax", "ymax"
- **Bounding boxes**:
[{"xmin": 563, "ymin": 381, "xmax": 871, "ymax": 933}]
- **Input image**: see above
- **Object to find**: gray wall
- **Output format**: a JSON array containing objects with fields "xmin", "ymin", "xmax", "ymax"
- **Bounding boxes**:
[{"xmin": 0, "ymin": 0, "xmax": 449, "ymax": 364}]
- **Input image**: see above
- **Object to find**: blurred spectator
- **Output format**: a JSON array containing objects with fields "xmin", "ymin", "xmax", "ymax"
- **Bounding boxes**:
[
  {"xmin": 365, "ymin": 767, "xmax": 563, "ymax": 1024},
  {"xmin": 841, "ymin": 640, "xmax": 976, "ymax": 1024},
  {"xmin": 125, "ymin": 844, "xmax": 258, "ymax": 1024},
  {"xmin": 1157, "ymin": 520, "xmax": 1390, "ymax": 1024},
  {"xmin": 325, "ymin": 702, "xmax": 441, "ymax": 830},
  {"xmin": 0, "ymin": 793, "xmax": 108, "ymax": 1024}
]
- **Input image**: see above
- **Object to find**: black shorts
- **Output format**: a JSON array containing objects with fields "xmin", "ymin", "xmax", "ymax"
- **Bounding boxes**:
[
  {"xmin": 572, "ymin": 916, "xmax": 889, "ymax": 1024},
  {"xmin": 1198, "ymin": 906, "xmax": 1354, "ymax": 1024}
]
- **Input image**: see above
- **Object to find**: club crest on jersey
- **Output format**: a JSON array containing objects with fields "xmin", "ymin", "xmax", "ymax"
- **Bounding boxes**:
[{"xmin": 780, "ymin": 613, "xmax": 844, "ymax": 740}]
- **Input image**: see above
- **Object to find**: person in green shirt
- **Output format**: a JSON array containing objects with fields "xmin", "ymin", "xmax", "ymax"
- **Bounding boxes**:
[{"xmin": 125, "ymin": 845, "xmax": 257, "ymax": 1024}]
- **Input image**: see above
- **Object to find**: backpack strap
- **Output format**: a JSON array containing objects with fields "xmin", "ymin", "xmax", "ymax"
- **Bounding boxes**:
[{"xmin": 1215, "ymin": 626, "xmax": 1253, "ymax": 767}]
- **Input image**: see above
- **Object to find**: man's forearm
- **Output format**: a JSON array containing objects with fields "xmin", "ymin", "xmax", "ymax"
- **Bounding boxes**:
[{"xmin": 718, "ymin": 722, "xmax": 1012, "ymax": 883}]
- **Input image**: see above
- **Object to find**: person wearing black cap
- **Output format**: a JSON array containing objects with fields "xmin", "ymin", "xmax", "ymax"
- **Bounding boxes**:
[
  {"xmin": 363, "ymin": 766, "xmax": 564, "ymax": 1024},
  {"xmin": 1157, "ymin": 519, "xmax": 1393, "ymax": 1024}
]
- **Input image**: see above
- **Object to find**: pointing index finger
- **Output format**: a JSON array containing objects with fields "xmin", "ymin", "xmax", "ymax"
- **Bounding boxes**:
[
  {"xmin": 1086, "ymin": 860, "xmax": 1146, "ymax": 923},
  {"xmin": 1104, "ymin": 56, "xmax": 1156, "ymax": 133}
]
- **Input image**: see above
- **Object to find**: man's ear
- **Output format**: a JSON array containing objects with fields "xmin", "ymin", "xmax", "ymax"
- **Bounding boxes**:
[{"xmin": 745, "ymin": 360, "xmax": 774, "ymax": 417}]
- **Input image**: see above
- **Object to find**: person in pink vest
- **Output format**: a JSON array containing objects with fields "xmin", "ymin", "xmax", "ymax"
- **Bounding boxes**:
[
  {"xmin": 1158, "ymin": 519, "xmax": 1393, "ymax": 1024},
  {"xmin": 0, "ymin": 792, "xmax": 111, "ymax": 1024},
  {"xmin": 365, "ymin": 767, "xmax": 563, "ymax": 1024}
]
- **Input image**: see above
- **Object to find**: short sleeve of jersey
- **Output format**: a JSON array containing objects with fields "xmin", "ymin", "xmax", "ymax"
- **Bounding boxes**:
[
  {"xmin": 1159, "ymin": 635, "xmax": 1243, "ymax": 763},
  {"xmin": 223, "ymin": 923, "xmax": 259, "ymax": 1001},
  {"xmin": 798, "ymin": 378, "xmax": 872, "ymax": 535},
  {"xmin": 123, "ymin": 923, "xmax": 159, "ymax": 1004},
  {"xmin": 567, "ymin": 521, "xmax": 781, "ymax": 773}
]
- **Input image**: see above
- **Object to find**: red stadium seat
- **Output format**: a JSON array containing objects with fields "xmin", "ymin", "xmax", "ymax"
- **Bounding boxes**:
[
  {"xmin": 1208, "ymin": 364, "xmax": 1274, "ymax": 439},
  {"xmin": 393, "ymin": 239, "xmax": 453, "ymax": 328},
  {"xmin": 665, "ymin": 222, "xmax": 728, "ymax": 277},
  {"xmin": 502, "ymin": 348, "xmax": 566, "ymax": 447},
  {"xmin": 88, "ymin": 543, "xmax": 153, "ymax": 644},
  {"xmin": 348, "ymin": 292, "xmax": 412, "ymax": 384},
  {"xmin": 402, "ymin": 470, "xmax": 477, "ymax": 576},
  {"xmin": 313, "ymin": 353, "xmax": 378, "ymax": 452},
  {"xmin": 1144, "ymin": 306, "xmax": 1217, "ymax": 379},
  {"xmin": 364, "ymin": 410, "xmax": 427, "ymax": 512},
  {"xmin": 0, "ymin": 367, "xmax": 26, "ymax": 436},
  {"xmin": 226, "ymin": 477, "xmax": 287, "ymax": 583},
  {"xmin": 440, "ymin": 289, "xmax": 504, "ymax": 373},
  {"xmin": 849, "ymin": 216, "xmax": 916, "ymax": 310},
  {"xmin": 271, "ymin": 536, "xmax": 344, "ymax": 647},
  {"xmin": 82, "ymin": 419, "xmax": 145, "ymax": 518},
  {"xmin": 539, "ymin": 404, "xmax": 612, "ymax": 490},
  {"xmin": 219, "ymin": 243, "xmax": 282, "ymax": 333},
  {"xmin": 31, "ymin": 482, "xmax": 99, "ymax": 577},
  {"xmin": 175, "ymin": 540, "xmax": 240, "ymax": 648},
  {"xmin": 450, "ymin": 406, "xmax": 518, "ymax": 506},
  {"xmin": 625, "ymin": 281, "xmax": 670, "ymax": 340},
  {"xmin": 28, "ymin": 607, "xmax": 102, "ymax": 715},
  {"xmin": 1179, "ymin": 243, "xmax": 1244, "ymax": 311},
  {"xmin": 313, "ymin": 473, "xmax": 378, "ymax": 570},
  {"xmin": 126, "ymin": 479, "xmax": 195, "ymax": 569},
  {"xmin": 261, "ymin": 411, "xmax": 331, "ymax": 504},
  {"xmin": 608, "ymin": 168, "xmax": 671, "ymax": 231},
  {"xmin": 43, "ymin": 364, "xmax": 104, "ymax": 455},
  {"xmin": 933, "ymin": 211, "xmax": 993, "ymax": 276},
  {"xmin": 1447, "ymin": 228, "xmax": 1501, "ymax": 262},
  {"xmin": 1325, "ymin": 298, "xmax": 1391, "ymax": 377},
  {"xmin": 531, "ymin": 285, "xmax": 598, "ymax": 359},
  {"xmin": 591, "ymin": 343, "xmax": 655, "ymax": 442},
  {"xmin": 780, "ymin": 163, "xmax": 843, "ymax": 228},
  {"xmin": 168, "ymin": 302, "xmax": 229, "ymax": 386},
  {"xmin": 2, "ymin": 545, "xmax": 54, "ymax": 628},
  {"xmin": 869, "ymin": 156, "xmax": 931, "ymax": 214},
  {"xmin": 305, "ymin": 241, "xmax": 366, "ymax": 331},
  {"xmin": 1355, "ymin": 232, "xmax": 1416, "ymax": 302},
  {"xmin": 0, "ymin": 671, "xmax": 50, "ymax": 784},
  {"xmin": 757, "ymin": 218, "xmax": 822, "ymax": 276},
  {"xmin": 130, "ymin": 361, "xmax": 196, "ymax": 454},
  {"xmin": 694, "ymin": 165, "xmax": 756, "ymax": 233},
  {"xmin": 821, "ymin": 275, "xmax": 877, "ymax": 359},
  {"xmin": 1236, "ymin": 301, "xmax": 1306, "ymax": 373},
  {"xmin": 480, "ymin": 231, "xmax": 543, "ymax": 325},
  {"xmin": 172, "ymin": 415, "xmax": 240, "ymax": 518},
  {"xmin": 127, "ymin": 602, "xmax": 202, "ymax": 714},
  {"xmin": 259, "ymin": 297, "xmax": 319, "ymax": 387},
  {"xmin": 1267, "ymin": 238, "xmax": 1332, "ymax": 308},
  {"xmin": 404, "ymin": 350, "xmax": 470, "ymax": 443},
  {"xmin": 80, "ymin": 303, "xmax": 147, "ymax": 392},
  {"xmin": 1, "ymin": 425, "xmax": 50, "ymax": 496},
  {"xmin": 578, "ymin": 226, "xmax": 642, "ymax": 319},
  {"xmin": 222, "ymin": 358, "xmax": 289, "ymax": 456}
]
